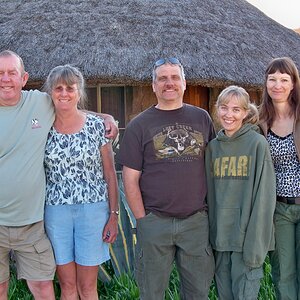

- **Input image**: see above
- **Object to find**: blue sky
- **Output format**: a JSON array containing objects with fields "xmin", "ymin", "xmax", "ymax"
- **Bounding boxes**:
[{"xmin": 246, "ymin": 0, "xmax": 299, "ymax": 29}]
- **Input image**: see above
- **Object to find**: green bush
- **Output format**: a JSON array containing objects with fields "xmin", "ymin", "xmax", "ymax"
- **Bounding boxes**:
[{"xmin": 8, "ymin": 258, "xmax": 275, "ymax": 299}]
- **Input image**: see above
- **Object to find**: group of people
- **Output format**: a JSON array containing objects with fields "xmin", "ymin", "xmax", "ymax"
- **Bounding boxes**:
[
  {"xmin": 0, "ymin": 50, "xmax": 299, "ymax": 300},
  {"xmin": 0, "ymin": 50, "xmax": 119, "ymax": 300},
  {"xmin": 118, "ymin": 56, "xmax": 300, "ymax": 300}
]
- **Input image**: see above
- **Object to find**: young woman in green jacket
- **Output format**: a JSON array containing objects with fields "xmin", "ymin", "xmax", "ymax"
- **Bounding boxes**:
[{"xmin": 206, "ymin": 85, "xmax": 276, "ymax": 300}]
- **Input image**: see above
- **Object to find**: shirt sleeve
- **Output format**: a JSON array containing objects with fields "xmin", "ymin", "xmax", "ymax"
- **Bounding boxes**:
[
  {"xmin": 117, "ymin": 119, "xmax": 144, "ymax": 171},
  {"xmin": 243, "ymin": 141, "xmax": 276, "ymax": 268},
  {"xmin": 91, "ymin": 115, "xmax": 110, "ymax": 148}
]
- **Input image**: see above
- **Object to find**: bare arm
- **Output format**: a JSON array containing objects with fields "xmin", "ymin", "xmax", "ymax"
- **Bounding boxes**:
[
  {"xmin": 101, "ymin": 142, "xmax": 119, "ymax": 243},
  {"xmin": 100, "ymin": 113, "xmax": 119, "ymax": 139},
  {"xmin": 122, "ymin": 166, "xmax": 145, "ymax": 219}
]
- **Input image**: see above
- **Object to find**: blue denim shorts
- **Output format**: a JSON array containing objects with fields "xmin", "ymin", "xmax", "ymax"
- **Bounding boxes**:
[{"xmin": 44, "ymin": 201, "xmax": 110, "ymax": 266}]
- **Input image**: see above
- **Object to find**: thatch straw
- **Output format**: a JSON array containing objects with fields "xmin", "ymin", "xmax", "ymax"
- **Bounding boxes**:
[{"xmin": 1, "ymin": 0, "xmax": 300, "ymax": 88}]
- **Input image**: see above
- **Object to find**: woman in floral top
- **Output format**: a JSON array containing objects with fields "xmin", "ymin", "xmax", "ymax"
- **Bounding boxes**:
[{"xmin": 43, "ymin": 65, "xmax": 118, "ymax": 299}]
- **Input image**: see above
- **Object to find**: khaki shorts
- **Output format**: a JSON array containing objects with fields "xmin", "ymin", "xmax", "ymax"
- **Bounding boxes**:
[{"xmin": 0, "ymin": 221, "xmax": 56, "ymax": 283}]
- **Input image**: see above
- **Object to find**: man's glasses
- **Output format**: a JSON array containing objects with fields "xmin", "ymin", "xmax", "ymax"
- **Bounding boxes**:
[{"xmin": 154, "ymin": 57, "xmax": 182, "ymax": 69}]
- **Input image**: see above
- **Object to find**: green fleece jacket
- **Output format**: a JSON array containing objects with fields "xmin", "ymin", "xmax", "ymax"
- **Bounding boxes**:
[{"xmin": 205, "ymin": 124, "xmax": 276, "ymax": 268}]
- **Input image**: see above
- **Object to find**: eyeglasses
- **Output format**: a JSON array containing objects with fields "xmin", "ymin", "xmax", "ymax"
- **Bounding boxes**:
[
  {"xmin": 53, "ymin": 86, "xmax": 78, "ymax": 94},
  {"xmin": 153, "ymin": 57, "xmax": 182, "ymax": 69}
]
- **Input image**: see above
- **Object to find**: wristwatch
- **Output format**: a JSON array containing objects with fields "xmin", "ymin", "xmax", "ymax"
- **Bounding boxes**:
[{"xmin": 111, "ymin": 210, "xmax": 119, "ymax": 215}]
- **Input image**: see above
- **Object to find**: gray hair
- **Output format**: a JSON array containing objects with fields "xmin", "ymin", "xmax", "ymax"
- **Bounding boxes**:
[
  {"xmin": 0, "ymin": 50, "xmax": 26, "ymax": 74},
  {"xmin": 152, "ymin": 58, "xmax": 185, "ymax": 82},
  {"xmin": 43, "ymin": 64, "xmax": 87, "ymax": 109}
]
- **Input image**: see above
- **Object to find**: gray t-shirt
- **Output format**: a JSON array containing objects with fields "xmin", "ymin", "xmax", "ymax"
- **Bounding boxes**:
[
  {"xmin": 0, "ymin": 90, "xmax": 54, "ymax": 226},
  {"xmin": 118, "ymin": 104, "xmax": 215, "ymax": 218}
]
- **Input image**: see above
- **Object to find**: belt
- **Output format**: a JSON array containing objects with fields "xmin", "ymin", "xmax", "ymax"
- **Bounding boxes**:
[{"xmin": 277, "ymin": 196, "xmax": 300, "ymax": 205}]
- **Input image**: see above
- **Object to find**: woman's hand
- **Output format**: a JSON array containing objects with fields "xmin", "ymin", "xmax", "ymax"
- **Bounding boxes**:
[{"xmin": 102, "ymin": 213, "xmax": 118, "ymax": 243}]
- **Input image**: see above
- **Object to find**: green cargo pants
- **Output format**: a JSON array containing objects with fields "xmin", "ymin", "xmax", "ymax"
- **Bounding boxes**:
[
  {"xmin": 270, "ymin": 201, "xmax": 300, "ymax": 300},
  {"xmin": 214, "ymin": 251, "xmax": 263, "ymax": 300},
  {"xmin": 135, "ymin": 211, "xmax": 215, "ymax": 300}
]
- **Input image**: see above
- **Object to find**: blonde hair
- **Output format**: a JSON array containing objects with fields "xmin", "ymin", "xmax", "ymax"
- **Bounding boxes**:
[{"xmin": 217, "ymin": 85, "xmax": 259, "ymax": 125}]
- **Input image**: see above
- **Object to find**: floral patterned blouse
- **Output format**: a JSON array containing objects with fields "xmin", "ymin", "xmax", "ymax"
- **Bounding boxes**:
[{"xmin": 44, "ymin": 114, "xmax": 109, "ymax": 205}]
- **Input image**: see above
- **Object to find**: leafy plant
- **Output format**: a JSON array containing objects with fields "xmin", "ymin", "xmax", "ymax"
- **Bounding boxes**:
[
  {"xmin": 258, "ymin": 256, "xmax": 276, "ymax": 299},
  {"xmin": 98, "ymin": 173, "xmax": 136, "ymax": 282},
  {"xmin": 8, "ymin": 259, "xmax": 276, "ymax": 299}
]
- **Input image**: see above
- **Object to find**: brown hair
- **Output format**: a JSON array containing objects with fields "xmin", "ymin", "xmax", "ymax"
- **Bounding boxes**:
[{"xmin": 259, "ymin": 57, "xmax": 300, "ymax": 126}]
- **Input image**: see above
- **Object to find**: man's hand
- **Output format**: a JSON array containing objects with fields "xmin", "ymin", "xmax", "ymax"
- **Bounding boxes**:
[
  {"xmin": 82, "ymin": 110, "xmax": 119, "ymax": 139},
  {"xmin": 103, "ymin": 114, "xmax": 119, "ymax": 139}
]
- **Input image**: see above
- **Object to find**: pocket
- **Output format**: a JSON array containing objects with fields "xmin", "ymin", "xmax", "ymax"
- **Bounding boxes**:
[
  {"xmin": 215, "ymin": 208, "xmax": 245, "ymax": 247},
  {"xmin": 244, "ymin": 267, "xmax": 263, "ymax": 298},
  {"xmin": 33, "ymin": 237, "xmax": 55, "ymax": 271},
  {"xmin": 34, "ymin": 238, "xmax": 51, "ymax": 253},
  {"xmin": 136, "ymin": 212, "xmax": 154, "ymax": 235},
  {"xmin": 219, "ymin": 208, "xmax": 244, "ymax": 232},
  {"xmin": 245, "ymin": 267, "xmax": 263, "ymax": 281},
  {"xmin": 136, "ymin": 212, "xmax": 153, "ymax": 224}
]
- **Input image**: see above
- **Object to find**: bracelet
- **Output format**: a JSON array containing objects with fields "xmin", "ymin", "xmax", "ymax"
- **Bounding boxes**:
[{"xmin": 111, "ymin": 210, "xmax": 119, "ymax": 215}]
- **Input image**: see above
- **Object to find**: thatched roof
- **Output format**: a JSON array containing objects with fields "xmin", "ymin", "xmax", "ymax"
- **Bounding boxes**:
[{"xmin": 1, "ymin": 0, "xmax": 300, "ymax": 89}]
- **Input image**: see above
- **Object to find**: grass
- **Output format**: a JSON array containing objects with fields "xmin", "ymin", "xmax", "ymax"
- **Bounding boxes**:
[{"xmin": 8, "ymin": 258, "xmax": 275, "ymax": 299}]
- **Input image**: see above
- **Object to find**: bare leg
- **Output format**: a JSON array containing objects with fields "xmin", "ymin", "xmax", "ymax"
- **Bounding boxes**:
[
  {"xmin": 56, "ymin": 262, "xmax": 78, "ymax": 300},
  {"xmin": 76, "ymin": 265, "xmax": 99, "ymax": 300},
  {"xmin": 0, "ymin": 281, "xmax": 8, "ymax": 300},
  {"xmin": 26, "ymin": 280, "xmax": 55, "ymax": 300}
]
